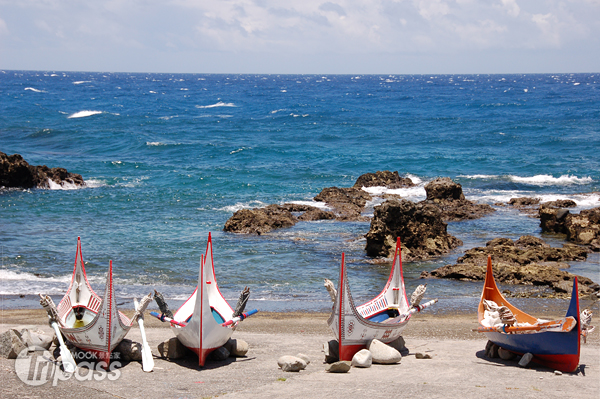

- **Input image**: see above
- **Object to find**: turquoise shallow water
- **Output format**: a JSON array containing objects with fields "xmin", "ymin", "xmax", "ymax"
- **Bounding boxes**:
[{"xmin": 1, "ymin": 71, "xmax": 599, "ymax": 312}]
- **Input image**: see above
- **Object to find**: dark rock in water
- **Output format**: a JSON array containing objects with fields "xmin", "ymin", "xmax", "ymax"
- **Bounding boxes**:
[
  {"xmin": 510, "ymin": 197, "xmax": 576, "ymax": 217},
  {"xmin": 541, "ymin": 205, "xmax": 600, "ymax": 251},
  {"xmin": 509, "ymin": 197, "xmax": 541, "ymax": 207},
  {"xmin": 423, "ymin": 177, "xmax": 495, "ymax": 221},
  {"xmin": 365, "ymin": 199, "xmax": 462, "ymax": 260},
  {"xmin": 0, "ymin": 152, "xmax": 85, "ymax": 189},
  {"xmin": 353, "ymin": 171, "xmax": 415, "ymax": 189},
  {"xmin": 224, "ymin": 204, "xmax": 298, "ymax": 234},
  {"xmin": 545, "ymin": 199, "xmax": 577, "ymax": 208},
  {"xmin": 297, "ymin": 208, "xmax": 336, "ymax": 221},
  {"xmin": 313, "ymin": 186, "xmax": 371, "ymax": 221},
  {"xmin": 421, "ymin": 235, "xmax": 598, "ymax": 296},
  {"xmin": 508, "ymin": 197, "xmax": 541, "ymax": 215},
  {"xmin": 426, "ymin": 177, "xmax": 465, "ymax": 201}
]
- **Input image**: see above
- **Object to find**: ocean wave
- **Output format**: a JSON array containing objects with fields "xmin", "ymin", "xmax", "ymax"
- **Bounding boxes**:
[
  {"xmin": 459, "ymin": 174, "xmax": 592, "ymax": 186},
  {"xmin": 47, "ymin": 179, "xmax": 84, "ymax": 190},
  {"xmin": 230, "ymin": 147, "xmax": 252, "ymax": 155},
  {"xmin": 0, "ymin": 269, "xmax": 72, "ymax": 295},
  {"xmin": 84, "ymin": 179, "xmax": 105, "ymax": 188},
  {"xmin": 509, "ymin": 174, "xmax": 592, "ymax": 186},
  {"xmin": 24, "ymin": 87, "xmax": 45, "ymax": 93},
  {"xmin": 218, "ymin": 200, "xmax": 268, "ymax": 213},
  {"xmin": 72, "ymin": 81, "xmax": 91, "ymax": 85},
  {"xmin": 475, "ymin": 191, "xmax": 600, "ymax": 208},
  {"xmin": 67, "ymin": 110, "xmax": 103, "ymax": 119},
  {"xmin": 196, "ymin": 101, "xmax": 236, "ymax": 109},
  {"xmin": 286, "ymin": 200, "xmax": 331, "ymax": 210}
]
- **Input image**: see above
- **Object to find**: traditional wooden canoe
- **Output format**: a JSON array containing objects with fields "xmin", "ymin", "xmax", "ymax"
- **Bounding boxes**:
[
  {"xmin": 328, "ymin": 238, "xmax": 436, "ymax": 361},
  {"xmin": 166, "ymin": 233, "xmax": 252, "ymax": 366},
  {"xmin": 41, "ymin": 237, "xmax": 147, "ymax": 364},
  {"xmin": 477, "ymin": 256, "xmax": 581, "ymax": 372}
]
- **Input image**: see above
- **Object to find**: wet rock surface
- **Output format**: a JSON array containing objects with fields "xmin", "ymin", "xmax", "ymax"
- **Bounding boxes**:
[
  {"xmin": 421, "ymin": 235, "xmax": 599, "ymax": 296},
  {"xmin": 353, "ymin": 170, "xmax": 415, "ymax": 189},
  {"xmin": 365, "ymin": 199, "xmax": 462, "ymax": 261},
  {"xmin": 0, "ymin": 152, "xmax": 85, "ymax": 189},
  {"xmin": 423, "ymin": 177, "xmax": 495, "ymax": 221},
  {"xmin": 541, "ymin": 204, "xmax": 600, "ymax": 251}
]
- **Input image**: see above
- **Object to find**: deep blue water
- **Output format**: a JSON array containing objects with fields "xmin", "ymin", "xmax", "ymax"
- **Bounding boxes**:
[{"xmin": 1, "ymin": 71, "xmax": 599, "ymax": 312}]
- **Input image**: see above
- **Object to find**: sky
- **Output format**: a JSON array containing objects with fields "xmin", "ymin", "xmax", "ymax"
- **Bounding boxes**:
[{"xmin": 0, "ymin": 0, "xmax": 599, "ymax": 74}]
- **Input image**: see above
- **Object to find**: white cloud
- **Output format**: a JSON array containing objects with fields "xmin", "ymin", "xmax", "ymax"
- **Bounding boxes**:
[
  {"xmin": 501, "ymin": 0, "xmax": 520, "ymax": 17},
  {"xmin": 0, "ymin": 18, "xmax": 8, "ymax": 36},
  {"xmin": 531, "ymin": 13, "xmax": 561, "ymax": 46},
  {"xmin": 0, "ymin": 0, "xmax": 598, "ymax": 73}
]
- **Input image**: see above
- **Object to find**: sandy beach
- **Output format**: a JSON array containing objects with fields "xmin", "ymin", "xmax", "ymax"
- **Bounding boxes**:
[{"xmin": 1, "ymin": 308, "xmax": 598, "ymax": 399}]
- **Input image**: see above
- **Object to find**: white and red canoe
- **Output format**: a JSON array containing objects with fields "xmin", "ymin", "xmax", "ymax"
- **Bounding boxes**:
[
  {"xmin": 328, "ymin": 238, "xmax": 435, "ymax": 361},
  {"xmin": 168, "ymin": 233, "xmax": 243, "ymax": 366},
  {"xmin": 53, "ymin": 237, "xmax": 139, "ymax": 364}
]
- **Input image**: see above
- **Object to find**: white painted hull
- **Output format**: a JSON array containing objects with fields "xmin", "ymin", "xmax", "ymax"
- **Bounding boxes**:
[
  {"xmin": 171, "ymin": 233, "xmax": 235, "ymax": 366},
  {"xmin": 55, "ymin": 237, "xmax": 134, "ymax": 363},
  {"xmin": 327, "ymin": 238, "xmax": 411, "ymax": 360}
]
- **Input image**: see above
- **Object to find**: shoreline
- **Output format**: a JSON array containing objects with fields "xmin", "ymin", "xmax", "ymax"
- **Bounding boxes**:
[{"xmin": 1, "ymin": 309, "xmax": 598, "ymax": 398}]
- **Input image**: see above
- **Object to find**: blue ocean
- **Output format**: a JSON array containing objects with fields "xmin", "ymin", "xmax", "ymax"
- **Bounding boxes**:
[{"xmin": 1, "ymin": 71, "xmax": 599, "ymax": 313}]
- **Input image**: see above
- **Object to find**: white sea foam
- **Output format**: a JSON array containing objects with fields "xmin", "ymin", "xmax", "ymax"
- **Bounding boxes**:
[
  {"xmin": 24, "ymin": 87, "xmax": 44, "ymax": 93},
  {"xmin": 230, "ymin": 147, "xmax": 252, "ymax": 155},
  {"xmin": 287, "ymin": 200, "xmax": 331, "ymax": 210},
  {"xmin": 0, "ymin": 269, "xmax": 72, "ymax": 295},
  {"xmin": 67, "ymin": 110, "xmax": 103, "ymax": 119},
  {"xmin": 475, "ymin": 190, "xmax": 600, "ymax": 209},
  {"xmin": 47, "ymin": 179, "xmax": 82, "ymax": 190},
  {"xmin": 196, "ymin": 101, "xmax": 236, "ymax": 109},
  {"xmin": 84, "ymin": 179, "xmax": 105, "ymax": 188},
  {"xmin": 72, "ymin": 81, "xmax": 91, "ymax": 85},
  {"xmin": 219, "ymin": 201, "xmax": 268, "ymax": 213},
  {"xmin": 147, "ymin": 142, "xmax": 167, "ymax": 146},
  {"xmin": 362, "ymin": 185, "xmax": 427, "ymax": 201},
  {"xmin": 459, "ymin": 174, "xmax": 592, "ymax": 186},
  {"xmin": 509, "ymin": 174, "xmax": 592, "ymax": 186}
]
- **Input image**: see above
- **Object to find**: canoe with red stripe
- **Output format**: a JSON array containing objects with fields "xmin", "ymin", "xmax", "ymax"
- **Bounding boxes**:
[
  {"xmin": 478, "ymin": 256, "xmax": 581, "ymax": 372},
  {"xmin": 51, "ymin": 237, "xmax": 139, "ymax": 364},
  {"xmin": 169, "ymin": 233, "xmax": 245, "ymax": 366},
  {"xmin": 327, "ymin": 238, "xmax": 435, "ymax": 361}
]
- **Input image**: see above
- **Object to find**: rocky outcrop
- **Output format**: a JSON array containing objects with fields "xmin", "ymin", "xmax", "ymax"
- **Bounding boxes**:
[
  {"xmin": 541, "ymin": 205, "xmax": 600, "ymax": 251},
  {"xmin": 365, "ymin": 199, "xmax": 462, "ymax": 260},
  {"xmin": 421, "ymin": 236, "xmax": 598, "ymax": 295},
  {"xmin": 313, "ymin": 186, "xmax": 372, "ymax": 221},
  {"xmin": 0, "ymin": 152, "xmax": 85, "ymax": 189},
  {"xmin": 224, "ymin": 205, "xmax": 298, "ymax": 234},
  {"xmin": 423, "ymin": 177, "xmax": 495, "ymax": 221},
  {"xmin": 509, "ymin": 197, "xmax": 577, "ymax": 216},
  {"xmin": 507, "ymin": 197, "xmax": 541, "ymax": 215},
  {"xmin": 224, "ymin": 203, "xmax": 336, "ymax": 234},
  {"xmin": 353, "ymin": 171, "xmax": 415, "ymax": 189}
]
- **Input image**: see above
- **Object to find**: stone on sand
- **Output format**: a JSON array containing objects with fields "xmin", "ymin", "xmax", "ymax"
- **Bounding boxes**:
[
  {"xmin": 277, "ymin": 355, "xmax": 307, "ymax": 372},
  {"xmin": 351, "ymin": 349, "xmax": 372, "ymax": 368},
  {"xmin": 325, "ymin": 361, "xmax": 351, "ymax": 373},
  {"xmin": 223, "ymin": 338, "xmax": 249, "ymax": 357},
  {"xmin": 367, "ymin": 339, "xmax": 401, "ymax": 364}
]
